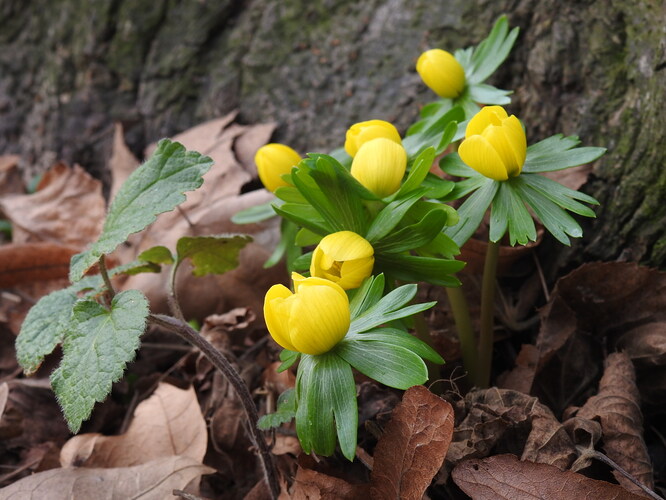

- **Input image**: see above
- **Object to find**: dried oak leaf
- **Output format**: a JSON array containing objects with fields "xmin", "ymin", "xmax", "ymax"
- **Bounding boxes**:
[
  {"xmin": 0, "ymin": 163, "xmax": 104, "ymax": 248},
  {"xmin": 534, "ymin": 262, "xmax": 666, "ymax": 411},
  {"xmin": 452, "ymin": 454, "xmax": 646, "ymax": 500},
  {"xmin": 0, "ymin": 155, "xmax": 22, "ymax": 197},
  {"xmin": 109, "ymin": 123, "xmax": 140, "ymax": 202},
  {"xmin": 287, "ymin": 466, "xmax": 370, "ymax": 500},
  {"xmin": 370, "ymin": 385, "xmax": 454, "ymax": 500},
  {"xmin": 60, "ymin": 382, "xmax": 207, "ymax": 468},
  {"xmin": 567, "ymin": 352, "xmax": 653, "ymax": 493},
  {"xmin": 0, "ymin": 455, "xmax": 213, "ymax": 500},
  {"xmin": 444, "ymin": 388, "xmax": 575, "ymax": 480}
]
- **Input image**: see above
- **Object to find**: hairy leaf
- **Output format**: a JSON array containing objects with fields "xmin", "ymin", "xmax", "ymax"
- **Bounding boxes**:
[{"xmin": 176, "ymin": 234, "xmax": 252, "ymax": 277}]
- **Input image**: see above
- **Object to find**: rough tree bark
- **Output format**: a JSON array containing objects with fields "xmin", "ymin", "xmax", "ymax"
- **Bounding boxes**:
[{"xmin": 0, "ymin": 0, "xmax": 664, "ymax": 270}]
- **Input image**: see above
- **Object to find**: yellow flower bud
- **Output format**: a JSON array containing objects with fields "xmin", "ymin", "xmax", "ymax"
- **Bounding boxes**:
[
  {"xmin": 310, "ymin": 231, "xmax": 374, "ymax": 290},
  {"xmin": 264, "ymin": 273, "xmax": 350, "ymax": 355},
  {"xmin": 254, "ymin": 143, "xmax": 301, "ymax": 192},
  {"xmin": 344, "ymin": 120, "xmax": 402, "ymax": 157},
  {"xmin": 416, "ymin": 49, "xmax": 466, "ymax": 99},
  {"xmin": 458, "ymin": 106, "xmax": 527, "ymax": 181},
  {"xmin": 350, "ymin": 137, "xmax": 407, "ymax": 197}
]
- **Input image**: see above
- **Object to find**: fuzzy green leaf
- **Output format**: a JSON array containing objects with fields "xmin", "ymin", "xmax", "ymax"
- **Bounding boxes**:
[
  {"xmin": 50, "ymin": 290, "xmax": 149, "ymax": 433},
  {"xmin": 70, "ymin": 140, "xmax": 213, "ymax": 282},
  {"xmin": 257, "ymin": 388, "xmax": 297, "ymax": 430},
  {"xmin": 138, "ymin": 246, "xmax": 174, "ymax": 265},
  {"xmin": 15, "ymin": 289, "xmax": 79, "ymax": 375},
  {"xmin": 176, "ymin": 235, "xmax": 252, "ymax": 277}
]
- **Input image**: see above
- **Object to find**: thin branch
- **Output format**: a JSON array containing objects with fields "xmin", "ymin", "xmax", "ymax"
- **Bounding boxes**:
[{"xmin": 149, "ymin": 314, "xmax": 279, "ymax": 499}]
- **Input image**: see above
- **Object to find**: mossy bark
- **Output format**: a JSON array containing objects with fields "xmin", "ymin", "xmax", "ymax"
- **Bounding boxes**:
[{"xmin": 0, "ymin": 0, "xmax": 664, "ymax": 268}]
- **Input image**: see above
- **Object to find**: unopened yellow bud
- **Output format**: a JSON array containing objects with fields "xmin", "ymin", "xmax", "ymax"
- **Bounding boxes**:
[
  {"xmin": 416, "ymin": 49, "xmax": 466, "ymax": 99},
  {"xmin": 264, "ymin": 273, "xmax": 350, "ymax": 355},
  {"xmin": 310, "ymin": 231, "xmax": 374, "ymax": 290},
  {"xmin": 458, "ymin": 106, "xmax": 527, "ymax": 181},
  {"xmin": 254, "ymin": 143, "xmax": 301, "ymax": 192},
  {"xmin": 350, "ymin": 138, "xmax": 407, "ymax": 197},
  {"xmin": 344, "ymin": 120, "xmax": 402, "ymax": 157}
]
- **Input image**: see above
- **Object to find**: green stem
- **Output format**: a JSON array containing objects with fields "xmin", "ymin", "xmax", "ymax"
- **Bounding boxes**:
[
  {"xmin": 412, "ymin": 311, "xmax": 439, "ymax": 382},
  {"xmin": 445, "ymin": 286, "xmax": 479, "ymax": 386},
  {"xmin": 98, "ymin": 255, "xmax": 115, "ymax": 301},
  {"xmin": 478, "ymin": 239, "xmax": 500, "ymax": 388}
]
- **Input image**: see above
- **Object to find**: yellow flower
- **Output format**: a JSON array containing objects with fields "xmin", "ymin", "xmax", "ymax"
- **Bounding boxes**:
[
  {"xmin": 254, "ymin": 143, "xmax": 301, "ymax": 192},
  {"xmin": 458, "ymin": 106, "xmax": 527, "ymax": 181},
  {"xmin": 416, "ymin": 49, "xmax": 466, "ymax": 99},
  {"xmin": 264, "ymin": 273, "xmax": 350, "ymax": 355},
  {"xmin": 310, "ymin": 231, "xmax": 374, "ymax": 290},
  {"xmin": 350, "ymin": 137, "xmax": 407, "ymax": 197},
  {"xmin": 344, "ymin": 120, "xmax": 402, "ymax": 157}
]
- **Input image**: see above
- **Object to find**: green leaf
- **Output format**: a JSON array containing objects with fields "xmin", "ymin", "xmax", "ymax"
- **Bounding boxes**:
[
  {"xmin": 365, "ymin": 188, "xmax": 428, "ymax": 243},
  {"xmin": 348, "ymin": 274, "xmax": 386, "ymax": 320},
  {"xmin": 444, "ymin": 178, "xmax": 498, "ymax": 246},
  {"xmin": 50, "ymin": 289, "xmax": 149, "ymax": 433},
  {"xmin": 70, "ymin": 140, "xmax": 213, "ymax": 282},
  {"xmin": 294, "ymin": 227, "xmax": 323, "ymax": 247},
  {"xmin": 406, "ymin": 100, "xmax": 454, "ymax": 137},
  {"xmin": 231, "ymin": 201, "xmax": 277, "ymax": 224},
  {"xmin": 375, "ymin": 253, "xmax": 464, "ymax": 287},
  {"xmin": 439, "ymin": 152, "xmax": 478, "ymax": 178},
  {"xmin": 373, "ymin": 209, "xmax": 449, "ymax": 254},
  {"xmin": 175, "ymin": 235, "xmax": 252, "ymax": 277},
  {"xmin": 138, "ymin": 246, "xmax": 174, "ymax": 265},
  {"xmin": 421, "ymin": 173, "xmax": 456, "ymax": 199},
  {"xmin": 468, "ymin": 83, "xmax": 512, "ymax": 105},
  {"xmin": 490, "ymin": 181, "xmax": 537, "ymax": 245},
  {"xmin": 264, "ymin": 220, "xmax": 299, "ymax": 269},
  {"xmin": 273, "ymin": 203, "xmax": 333, "ymax": 235},
  {"xmin": 335, "ymin": 340, "xmax": 428, "ymax": 389},
  {"xmin": 257, "ymin": 388, "xmax": 297, "ymax": 430},
  {"xmin": 402, "ymin": 108, "xmax": 462, "ymax": 158},
  {"xmin": 278, "ymin": 349, "xmax": 300, "ymax": 372},
  {"xmin": 291, "ymin": 251, "xmax": 313, "ymax": 271},
  {"xmin": 520, "ymin": 174, "xmax": 599, "ymax": 216},
  {"xmin": 15, "ymin": 289, "xmax": 79, "ymax": 375},
  {"xmin": 522, "ymin": 135, "xmax": 606, "ymax": 173},
  {"xmin": 467, "ymin": 15, "xmax": 520, "ymax": 84},
  {"xmin": 514, "ymin": 177, "xmax": 583, "ymax": 245},
  {"xmin": 346, "ymin": 327, "xmax": 444, "ymax": 364},
  {"xmin": 396, "ymin": 148, "xmax": 436, "ymax": 197}
]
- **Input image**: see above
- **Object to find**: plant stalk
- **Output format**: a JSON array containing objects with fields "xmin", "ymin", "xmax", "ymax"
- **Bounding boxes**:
[
  {"xmin": 412, "ymin": 311, "xmax": 440, "ymax": 382},
  {"xmin": 445, "ymin": 286, "xmax": 479, "ymax": 386},
  {"xmin": 478, "ymin": 239, "xmax": 500, "ymax": 388},
  {"xmin": 149, "ymin": 314, "xmax": 280, "ymax": 499}
]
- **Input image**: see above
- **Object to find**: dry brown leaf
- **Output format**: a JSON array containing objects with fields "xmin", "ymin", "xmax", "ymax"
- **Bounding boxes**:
[
  {"xmin": 452, "ymin": 454, "xmax": 646, "ymax": 500},
  {"xmin": 544, "ymin": 164, "xmax": 592, "ymax": 191},
  {"xmin": 60, "ymin": 382, "xmax": 207, "ymax": 468},
  {"xmin": 109, "ymin": 123, "xmax": 140, "ymax": 202},
  {"xmin": 0, "ymin": 243, "xmax": 77, "ymax": 287},
  {"xmin": 497, "ymin": 344, "xmax": 539, "ymax": 394},
  {"xmin": 533, "ymin": 262, "xmax": 666, "ymax": 412},
  {"xmin": 0, "ymin": 155, "xmax": 22, "ymax": 197},
  {"xmin": 569, "ymin": 352, "xmax": 653, "ymax": 493},
  {"xmin": 288, "ymin": 466, "xmax": 370, "ymax": 500},
  {"xmin": 445, "ymin": 388, "xmax": 575, "ymax": 478},
  {"xmin": 0, "ymin": 163, "xmax": 105, "ymax": 248},
  {"xmin": 370, "ymin": 385, "xmax": 454, "ymax": 500},
  {"xmin": 0, "ymin": 455, "xmax": 213, "ymax": 500}
]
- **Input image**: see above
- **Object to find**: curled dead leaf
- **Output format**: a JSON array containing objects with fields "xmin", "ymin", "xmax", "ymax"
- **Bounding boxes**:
[
  {"xmin": 370, "ymin": 385, "xmax": 454, "ymax": 500},
  {"xmin": 0, "ymin": 243, "xmax": 77, "ymax": 287},
  {"xmin": 288, "ymin": 466, "xmax": 370, "ymax": 500}
]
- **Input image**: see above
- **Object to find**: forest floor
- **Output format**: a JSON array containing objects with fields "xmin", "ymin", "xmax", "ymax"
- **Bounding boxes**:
[{"xmin": 0, "ymin": 116, "xmax": 664, "ymax": 500}]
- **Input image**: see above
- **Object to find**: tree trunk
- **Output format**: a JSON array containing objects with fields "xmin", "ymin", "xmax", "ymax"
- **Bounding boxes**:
[{"xmin": 1, "ymin": 0, "xmax": 664, "ymax": 269}]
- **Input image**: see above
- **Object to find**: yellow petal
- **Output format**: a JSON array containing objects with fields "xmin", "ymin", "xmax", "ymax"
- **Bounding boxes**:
[
  {"xmin": 336, "ymin": 257, "xmax": 375, "ymax": 289},
  {"xmin": 458, "ymin": 135, "xmax": 509, "ymax": 181},
  {"xmin": 465, "ymin": 106, "xmax": 509, "ymax": 138},
  {"xmin": 318, "ymin": 231, "xmax": 374, "ymax": 261},
  {"xmin": 263, "ymin": 284, "xmax": 297, "ymax": 351},
  {"xmin": 501, "ymin": 116, "xmax": 527, "ymax": 176},
  {"xmin": 416, "ymin": 49, "xmax": 466, "ymax": 99},
  {"xmin": 350, "ymin": 138, "xmax": 407, "ymax": 197},
  {"xmin": 288, "ymin": 280, "xmax": 350, "ymax": 355},
  {"xmin": 344, "ymin": 120, "xmax": 402, "ymax": 157},
  {"xmin": 254, "ymin": 143, "xmax": 301, "ymax": 192}
]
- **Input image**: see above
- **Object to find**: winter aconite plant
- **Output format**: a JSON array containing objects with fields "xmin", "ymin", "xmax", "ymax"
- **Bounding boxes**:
[{"xmin": 15, "ymin": 14, "xmax": 605, "ymax": 497}]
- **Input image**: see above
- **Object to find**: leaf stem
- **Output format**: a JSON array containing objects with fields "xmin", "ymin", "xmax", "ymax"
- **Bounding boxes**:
[
  {"xmin": 98, "ymin": 255, "xmax": 115, "ymax": 300},
  {"xmin": 167, "ymin": 261, "xmax": 186, "ymax": 323},
  {"xmin": 445, "ymin": 286, "xmax": 479, "ymax": 386},
  {"xmin": 149, "ymin": 314, "xmax": 279, "ymax": 499},
  {"xmin": 478, "ymin": 239, "xmax": 500, "ymax": 388}
]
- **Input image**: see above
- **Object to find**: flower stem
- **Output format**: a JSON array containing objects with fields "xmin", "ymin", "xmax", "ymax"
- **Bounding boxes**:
[
  {"xmin": 445, "ymin": 286, "xmax": 479, "ymax": 386},
  {"xmin": 478, "ymin": 239, "xmax": 500, "ymax": 388},
  {"xmin": 412, "ymin": 311, "xmax": 439, "ymax": 382},
  {"xmin": 149, "ymin": 314, "xmax": 279, "ymax": 499}
]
